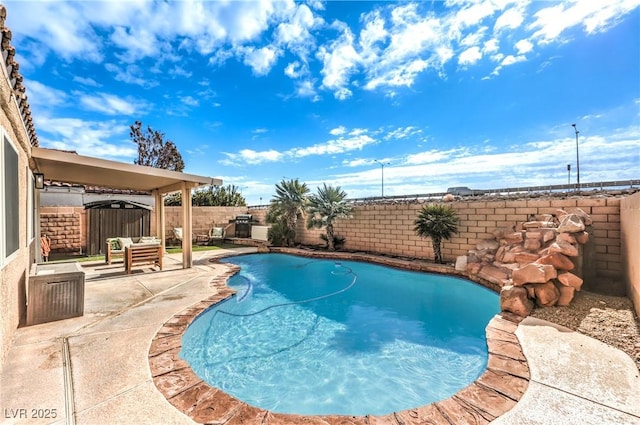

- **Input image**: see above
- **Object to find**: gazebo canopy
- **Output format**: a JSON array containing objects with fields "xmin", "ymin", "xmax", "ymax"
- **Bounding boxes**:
[
  {"xmin": 31, "ymin": 147, "xmax": 221, "ymax": 193},
  {"xmin": 31, "ymin": 147, "xmax": 222, "ymax": 269}
]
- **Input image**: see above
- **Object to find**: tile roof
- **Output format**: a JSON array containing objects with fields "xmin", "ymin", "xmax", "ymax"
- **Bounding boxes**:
[{"xmin": 0, "ymin": 5, "xmax": 38, "ymax": 147}]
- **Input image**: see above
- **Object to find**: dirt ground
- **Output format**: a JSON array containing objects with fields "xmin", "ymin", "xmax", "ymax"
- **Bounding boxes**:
[{"xmin": 529, "ymin": 290, "xmax": 640, "ymax": 371}]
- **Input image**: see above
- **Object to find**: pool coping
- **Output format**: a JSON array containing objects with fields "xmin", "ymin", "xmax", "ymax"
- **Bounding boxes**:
[{"xmin": 148, "ymin": 251, "xmax": 530, "ymax": 425}]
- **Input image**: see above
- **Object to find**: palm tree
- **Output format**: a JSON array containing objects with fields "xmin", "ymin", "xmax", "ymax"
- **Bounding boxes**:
[
  {"xmin": 266, "ymin": 178, "xmax": 309, "ymax": 246},
  {"xmin": 414, "ymin": 204, "xmax": 459, "ymax": 264},
  {"xmin": 306, "ymin": 184, "xmax": 353, "ymax": 251}
]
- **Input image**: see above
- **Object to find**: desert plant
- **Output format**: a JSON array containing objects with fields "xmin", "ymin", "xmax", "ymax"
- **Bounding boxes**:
[
  {"xmin": 266, "ymin": 178, "xmax": 309, "ymax": 247},
  {"xmin": 267, "ymin": 219, "xmax": 294, "ymax": 247},
  {"xmin": 414, "ymin": 204, "xmax": 459, "ymax": 264},
  {"xmin": 320, "ymin": 234, "xmax": 345, "ymax": 250},
  {"xmin": 306, "ymin": 184, "xmax": 353, "ymax": 251}
]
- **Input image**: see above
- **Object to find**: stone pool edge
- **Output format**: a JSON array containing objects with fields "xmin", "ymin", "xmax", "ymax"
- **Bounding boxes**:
[{"xmin": 148, "ymin": 252, "xmax": 530, "ymax": 425}]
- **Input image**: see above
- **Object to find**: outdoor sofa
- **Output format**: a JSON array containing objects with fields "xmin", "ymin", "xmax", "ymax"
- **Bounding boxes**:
[{"xmin": 105, "ymin": 236, "xmax": 160, "ymax": 265}]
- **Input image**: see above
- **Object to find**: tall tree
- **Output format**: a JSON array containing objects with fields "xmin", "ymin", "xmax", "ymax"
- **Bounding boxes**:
[
  {"xmin": 413, "ymin": 204, "xmax": 459, "ymax": 264},
  {"xmin": 266, "ymin": 178, "xmax": 309, "ymax": 247},
  {"xmin": 130, "ymin": 121, "xmax": 185, "ymax": 171},
  {"xmin": 306, "ymin": 184, "xmax": 353, "ymax": 251},
  {"xmin": 164, "ymin": 185, "xmax": 246, "ymax": 207}
]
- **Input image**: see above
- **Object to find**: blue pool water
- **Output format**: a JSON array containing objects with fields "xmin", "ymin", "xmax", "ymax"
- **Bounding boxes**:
[{"xmin": 180, "ymin": 253, "xmax": 499, "ymax": 416}]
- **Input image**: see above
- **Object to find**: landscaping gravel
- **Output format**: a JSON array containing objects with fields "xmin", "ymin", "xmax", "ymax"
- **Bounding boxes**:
[{"xmin": 530, "ymin": 290, "xmax": 640, "ymax": 371}]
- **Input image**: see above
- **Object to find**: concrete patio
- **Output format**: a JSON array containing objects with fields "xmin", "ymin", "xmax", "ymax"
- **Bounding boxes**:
[{"xmin": 1, "ymin": 248, "xmax": 638, "ymax": 424}]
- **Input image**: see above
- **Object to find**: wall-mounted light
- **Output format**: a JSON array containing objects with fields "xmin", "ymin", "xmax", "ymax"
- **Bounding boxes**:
[{"xmin": 34, "ymin": 173, "xmax": 45, "ymax": 190}]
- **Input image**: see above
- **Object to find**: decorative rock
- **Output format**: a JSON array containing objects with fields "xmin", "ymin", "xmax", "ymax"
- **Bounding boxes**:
[
  {"xmin": 512, "ymin": 263, "xmax": 557, "ymax": 286},
  {"xmin": 500, "ymin": 285, "xmax": 534, "ymax": 317},
  {"xmin": 524, "ymin": 238, "xmax": 541, "ymax": 251},
  {"xmin": 442, "ymin": 193, "xmax": 455, "ymax": 202},
  {"xmin": 478, "ymin": 265, "xmax": 510, "ymax": 287},
  {"xmin": 542, "ymin": 229, "xmax": 556, "ymax": 243},
  {"xmin": 466, "ymin": 262, "xmax": 482, "ymax": 275},
  {"xmin": 455, "ymin": 255, "xmax": 468, "ymax": 271},
  {"xmin": 574, "ymin": 231, "xmax": 589, "ymax": 244},
  {"xmin": 536, "ymin": 252, "xmax": 575, "ymax": 271},
  {"xmin": 555, "ymin": 209, "xmax": 569, "ymax": 220},
  {"xmin": 514, "ymin": 252, "xmax": 541, "ymax": 265},
  {"xmin": 525, "ymin": 284, "xmax": 536, "ymax": 299},
  {"xmin": 495, "ymin": 246, "xmax": 506, "ymax": 262},
  {"xmin": 556, "ymin": 233, "xmax": 577, "ymax": 244},
  {"xmin": 523, "ymin": 221, "xmax": 542, "ymax": 229},
  {"xmin": 574, "ymin": 207, "xmax": 593, "ymax": 225},
  {"xmin": 533, "ymin": 281, "xmax": 560, "ymax": 306},
  {"xmin": 548, "ymin": 240, "xmax": 579, "ymax": 257},
  {"xmin": 503, "ymin": 232, "xmax": 524, "ymax": 244},
  {"xmin": 557, "ymin": 214, "xmax": 585, "ymax": 233},
  {"xmin": 557, "ymin": 272, "xmax": 584, "ymax": 291},
  {"xmin": 477, "ymin": 239, "xmax": 500, "ymax": 252},
  {"xmin": 556, "ymin": 284, "xmax": 576, "ymax": 306},
  {"xmin": 502, "ymin": 251, "xmax": 516, "ymax": 263},
  {"xmin": 525, "ymin": 231, "xmax": 542, "ymax": 240}
]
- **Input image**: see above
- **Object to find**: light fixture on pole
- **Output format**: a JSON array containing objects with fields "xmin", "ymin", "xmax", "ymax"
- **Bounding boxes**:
[
  {"xmin": 567, "ymin": 164, "xmax": 571, "ymax": 185},
  {"xmin": 571, "ymin": 124, "xmax": 580, "ymax": 189},
  {"xmin": 373, "ymin": 159, "xmax": 389, "ymax": 198}
]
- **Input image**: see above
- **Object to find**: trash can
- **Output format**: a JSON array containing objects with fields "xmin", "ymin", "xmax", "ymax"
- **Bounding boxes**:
[{"xmin": 27, "ymin": 262, "xmax": 85, "ymax": 326}]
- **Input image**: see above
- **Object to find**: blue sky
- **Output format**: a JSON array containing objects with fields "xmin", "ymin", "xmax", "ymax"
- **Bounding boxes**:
[{"xmin": 6, "ymin": 0, "xmax": 640, "ymax": 205}]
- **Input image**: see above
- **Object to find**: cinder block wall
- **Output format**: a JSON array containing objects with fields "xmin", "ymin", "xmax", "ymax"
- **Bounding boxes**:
[
  {"xmin": 621, "ymin": 192, "xmax": 640, "ymax": 317},
  {"xmin": 287, "ymin": 195, "xmax": 624, "ymax": 285},
  {"xmin": 165, "ymin": 206, "xmax": 250, "ymax": 240},
  {"xmin": 40, "ymin": 207, "xmax": 84, "ymax": 253}
]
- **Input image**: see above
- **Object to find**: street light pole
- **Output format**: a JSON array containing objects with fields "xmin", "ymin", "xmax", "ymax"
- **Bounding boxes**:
[
  {"xmin": 374, "ymin": 160, "xmax": 388, "ymax": 197},
  {"xmin": 572, "ymin": 124, "xmax": 580, "ymax": 189}
]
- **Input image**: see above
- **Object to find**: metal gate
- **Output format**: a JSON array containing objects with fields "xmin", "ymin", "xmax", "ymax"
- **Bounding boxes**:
[{"xmin": 86, "ymin": 200, "xmax": 151, "ymax": 255}]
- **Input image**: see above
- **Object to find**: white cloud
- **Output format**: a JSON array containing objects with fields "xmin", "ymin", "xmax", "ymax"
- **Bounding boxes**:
[
  {"xmin": 342, "ymin": 158, "xmax": 372, "ymax": 167},
  {"xmin": 34, "ymin": 116, "xmax": 135, "ymax": 159},
  {"xmin": 295, "ymin": 80, "xmax": 320, "ymax": 101},
  {"xmin": 72, "ymin": 76, "xmax": 100, "ymax": 87},
  {"xmin": 330, "ymin": 126, "xmax": 347, "ymax": 136},
  {"xmin": 23, "ymin": 80, "xmax": 67, "ymax": 107},
  {"xmin": 222, "ymin": 148, "xmax": 284, "ymax": 166},
  {"xmin": 515, "ymin": 39, "xmax": 533, "ymax": 55},
  {"xmin": 284, "ymin": 61, "xmax": 304, "ymax": 78},
  {"xmin": 317, "ymin": 26, "xmax": 359, "ymax": 97},
  {"xmin": 180, "ymin": 96, "xmax": 199, "ymax": 107},
  {"xmin": 405, "ymin": 149, "xmax": 455, "ymax": 165},
  {"xmin": 104, "ymin": 63, "xmax": 152, "ymax": 87},
  {"xmin": 4, "ymin": 1, "xmax": 103, "ymax": 62},
  {"xmin": 483, "ymin": 38, "xmax": 500, "ymax": 54},
  {"xmin": 385, "ymin": 126, "xmax": 421, "ymax": 140},
  {"xmin": 290, "ymin": 134, "xmax": 376, "ymax": 157},
  {"xmin": 243, "ymin": 46, "xmax": 280, "ymax": 76},
  {"xmin": 494, "ymin": 7, "xmax": 525, "ymax": 32},
  {"xmin": 78, "ymin": 92, "xmax": 149, "ymax": 116},
  {"xmin": 501, "ymin": 54, "xmax": 526, "ymax": 66},
  {"xmin": 458, "ymin": 46, "xmax": 482, "ymax": 66}
]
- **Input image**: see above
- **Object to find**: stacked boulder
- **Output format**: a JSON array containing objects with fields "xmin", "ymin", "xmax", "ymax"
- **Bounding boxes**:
[{"xmin": 461, "ymin": 208, "xmax": 591, "ymax": 317}]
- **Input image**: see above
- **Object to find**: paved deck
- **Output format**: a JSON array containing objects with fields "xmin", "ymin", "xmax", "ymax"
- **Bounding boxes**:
[{"xmin": 1, "ymin": 248, "xmax": 638, "ymax": 424}]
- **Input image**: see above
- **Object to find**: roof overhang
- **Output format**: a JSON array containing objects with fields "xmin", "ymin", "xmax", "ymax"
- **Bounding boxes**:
[{"xmin": 31, "ymin": 147, "xmax": 222, "ymax": 194}]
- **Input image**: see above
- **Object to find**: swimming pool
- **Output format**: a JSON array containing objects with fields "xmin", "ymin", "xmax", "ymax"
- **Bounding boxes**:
[{"xmin": 180, "ymin": 253, "xmax": 499, "ymax": 416}]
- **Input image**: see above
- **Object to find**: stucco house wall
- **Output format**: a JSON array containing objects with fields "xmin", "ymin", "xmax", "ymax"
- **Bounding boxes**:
[{"xmin": 0, "ymin": 7, "xmax": 39, "ymax": 369}]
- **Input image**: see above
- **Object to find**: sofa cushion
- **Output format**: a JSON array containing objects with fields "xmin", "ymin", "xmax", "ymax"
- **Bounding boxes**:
[
  {"xmin": 138, "ymin": 236, "xmax": 158, "ymax": 244},
  {"xmin": 107, "ymin": 238, "xmax": 120, "ymax": 251},
  {"xmin": 118, "ymin": 237, "xmax": 134, "ymax": 249}
]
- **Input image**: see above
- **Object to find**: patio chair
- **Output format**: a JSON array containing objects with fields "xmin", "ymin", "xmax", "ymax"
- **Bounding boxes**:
[
  {"xmin": 208, "ymin": 225, "xmax": 226, "ymax": 245},
  {"xmin": 173, "ymin": 227, "xmax": 183, "ymax": 242}
]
